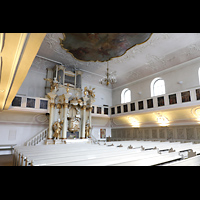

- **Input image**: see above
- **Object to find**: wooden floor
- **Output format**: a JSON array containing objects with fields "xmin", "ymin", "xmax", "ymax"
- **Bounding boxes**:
[{"xmin": 0, "ymin": 155, "xmax": 13, "ymax": 166}]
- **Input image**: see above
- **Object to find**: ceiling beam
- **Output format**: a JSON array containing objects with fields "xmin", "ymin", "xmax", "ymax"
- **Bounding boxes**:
[{"xmin": 0, "ymin": 33, "xmax": 46, "ymax": 111}]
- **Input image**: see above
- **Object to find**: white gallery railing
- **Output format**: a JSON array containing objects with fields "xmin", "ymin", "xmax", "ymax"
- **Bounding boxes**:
[
  {"xmin": 10, "ymin": 95, "xmax": 110, "ymax": 116},
  {"xmin": 26, "ymin": 128, "xmax": 48, "ymax": 146},
  {"xmin": 110, "ymin": 86, "xmax": 200, "ymax": 116}
]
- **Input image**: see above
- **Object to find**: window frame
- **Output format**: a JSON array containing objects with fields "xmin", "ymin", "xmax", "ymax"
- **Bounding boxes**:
[
  {"xmin": 151, "ymin": 77, "xmax": 166, "ymax": 97},
  {"xmin": 121, "ymin": 88, "xmax": 131, "ymax": 104}
]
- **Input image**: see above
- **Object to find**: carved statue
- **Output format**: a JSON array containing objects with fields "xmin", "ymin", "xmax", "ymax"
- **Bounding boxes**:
[
  {"xmin": 44, "ymin": 77, "xmax": 59, "ymax": 92},
  {"xmin": 52, "ymin": 119, "xmax": 63, "ymax": 139},
  {"xmin": 83, "ymin": 86, "xmax": 95, "ymax": 98},
  {"xmin": 66, "ymin": 83, "xmax": 70, "ymax": 93},
  {"xmin": 84, "ymin": 86, "xmax": 88, "ymax": 96},
  {"xmin": 85, "ymin": 119, "xmax": 90, "ymax": 138},
  {"xmin": 85, "ymin": 124, "xmax": 90, "ymax": 138},
  {"xmin": 87, "ymin": 87, "xmax": 95, "ymax": 98}
]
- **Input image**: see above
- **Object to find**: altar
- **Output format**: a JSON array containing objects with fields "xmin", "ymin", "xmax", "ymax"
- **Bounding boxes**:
[
  {"xmin": 44, "ymin": 65, "xmax": 95, "ymax": 144},
  {"xmin": 67, "ymin": 131, "xmax": 79, "ymax": 139}
]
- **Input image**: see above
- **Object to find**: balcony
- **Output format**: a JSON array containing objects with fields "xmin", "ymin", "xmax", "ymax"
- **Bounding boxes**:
[
  {"xmin": 110, "ymin": 86, "xmax": 200, "ymax": 117},
  {"xmin": 9, "ymin": 95, "xmax": 48, "ymax": 113},
  {"xmin": 9, "ymin": 95, "xmax": 110, "ymax": 118}
]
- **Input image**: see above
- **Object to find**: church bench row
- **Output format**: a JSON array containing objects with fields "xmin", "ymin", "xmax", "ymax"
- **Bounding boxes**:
[
  {"xmin": 31, "ymin": 148, "xmax": 158, "ymax": 166},
  {"xmin": 15, "ymin": 145, "xmax": 158, "ymax": 165},
  {"xmin": 47, "ymin": 147, "xmax": 199, "ymax": 166},
  {"xmin": 14, "ymin": 140, "xmax": 154, "ymax": 159},
  {"xmin": 14, "ymin": 144, "xmax": 111, "ymax": 166},
  {"xmin": 19, "ymin": 143, "xmax": 164, "ymax": 166},
  {"xmin": 15, "ymin": 142, "xmax": 139, "ymax": 166},
  {"xmin": 164, "ymin": 155, "xmax": 200, "ymax": 166},
  {"xmin": 12, "ymin": 142, "xmax": 183, "ymax": 164},
  {"xmin": 14, "ymin": 140, "xmax": 200, "ymax": 166},
  {"xmin": 48, "ymin": 151, "xmax": 181, "ymax": 166},
  {"xmin": 14, "ymin": 140, "xmax": 171, "ymax": 165},
  {"xmin": 110, "ymin": 152, "xmax": 182, "ymax": 166},
  {"xmin": 23, "ymin": 146, "xmax": 139, "ymax": 166},
  {"xmin": 30, "ymin": 147, "xmax": 189, "ymax": 166},
  {"xmin": 45, "ymin": 149, "xmax": 161, "ymax": 166},
  {"xmin": 13, "ymin": 140, "xmax": 195, "ymax": 157}
]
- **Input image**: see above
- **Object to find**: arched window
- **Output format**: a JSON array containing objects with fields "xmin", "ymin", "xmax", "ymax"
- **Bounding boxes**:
[
  {"xmin": 151, "ymin": 77, "xmax": 165, "ymax": 97},
  {"xmin": 121, "ymin": 88, "xmax": 131, "ymax": 104}
]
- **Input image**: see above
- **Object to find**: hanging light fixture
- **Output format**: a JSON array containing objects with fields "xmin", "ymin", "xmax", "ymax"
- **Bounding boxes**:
[{"xmin": 99, "ymin": 62, "xmax": 117, "ymax": 86}]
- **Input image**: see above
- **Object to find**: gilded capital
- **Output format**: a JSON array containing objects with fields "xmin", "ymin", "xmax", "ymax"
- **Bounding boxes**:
[
  {"xmin": 63, "ymin": 103, "xmax": 69, "ymax": 108},
  {"xmin": 89, "ymin": 107, "xmax": 93, "ymax": 111},
  {"xmin": 82, "ymin": 105, "xmax": 86, "ymax": 110},
  {"xmin": 50, "ymin": 103, "xmax": 55, "ymax": 108},
  {"xmin": 56, "ymin": 103, "xmax": 62, "ymax": 109}
]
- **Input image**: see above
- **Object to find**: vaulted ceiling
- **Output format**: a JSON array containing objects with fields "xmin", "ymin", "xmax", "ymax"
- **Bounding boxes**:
[{"xmin": 33, "ymin": 33, "xmax": 200, "ymax": 89}]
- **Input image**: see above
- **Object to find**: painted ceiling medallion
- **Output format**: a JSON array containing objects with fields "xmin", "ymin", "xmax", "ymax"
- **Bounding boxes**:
[{"xmin": 60, "ymin": 33, "xmax": 152, "ymax": 62}]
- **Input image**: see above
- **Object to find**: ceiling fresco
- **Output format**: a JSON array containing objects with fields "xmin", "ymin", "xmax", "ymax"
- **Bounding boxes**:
[{"xmin": 60, "ymin": 33, "xmax": 152, "ymax": 62}]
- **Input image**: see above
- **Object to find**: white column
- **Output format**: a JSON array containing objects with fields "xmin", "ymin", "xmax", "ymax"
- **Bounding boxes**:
[
  {"xmin": 80, "ymin": 96, "xmax": 89, "ymax": 139},
  {"xmin": 48, "ymin": 103, "xmax": 55, "ymax": 139},
  {"xmin": 88, "ymin": 98, "xmax": 95, "ymax": 138},
  {"xmin": 88, "ymin": 107, "xmax": 92, "ymax": 138},
  {"xmin": 81, "ymin": 105, "xmax": 86, "ymax": 139},
  {"xmin": 47, "ymin": 92, "xmax": 57, "ymax": 139},
  {"xmin": 62, "ymin": 103, "xmax": 69, "ymax": 139},
  {"xmin": 62, "ymin": 93, "xmax": 72, "ymax": 139}
]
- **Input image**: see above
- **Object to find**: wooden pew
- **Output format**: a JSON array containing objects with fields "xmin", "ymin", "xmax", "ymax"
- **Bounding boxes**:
[
  {"xmin": 0, "ymin": 144, "xmax": 16, "ymax": 155},
  {"xmin": 15, "ymin": 144, "xmax": 111, "ymax": 166},
  {"xmin": 14, "ymin": 143, "xmax": 105, "ymax": 165},
  {"xmin": 31, "ymin": 148, "xmax": 142, "ymax": 166},
  {"xmin": 164, "ymin": 155, "xmax": 200, "ymax": 166},
  {"xmin": 110, "ymin": 152, "xmax": 182, "ymax": 166},
  {"xmin": 29, "ymin": 143, "xmax": 160, "ymax": 166},
  {"xmin": 48, "ymin": 150, "xmax": 159, "ymax": 166},
  {"xmin": 16, "ymin": 141, "xmax": 159, "ymax": 166},
  {"xmin": 26, "ymin": 146, "xmax": 136, "ymax": 166},
  {"xmin": 14, "ymin": 140, "xmax": 200, "ymax": 166}
]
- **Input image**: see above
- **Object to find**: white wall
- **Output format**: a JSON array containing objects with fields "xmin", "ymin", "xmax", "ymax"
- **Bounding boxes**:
[
  {"xmin": 82, "ymin": 81, "xmax": 112, "ymax": 106},
  {"xmin": 18, "ymin": 68, "xmax": 113, "ymax": 107},
  {"xmin": 0, "ymin": 123, "xmax": 47, "ymax": 146},
  {"xmin": 17, "ymin": 69, "xmax": 46, "ymax": 98},
  {"xmin": 112, "ymin": 57, "xmax": 200, "ymax": 106},
  {"xmin": 0, "ymin": 111, "xmax": 48, "ymax": 146}
]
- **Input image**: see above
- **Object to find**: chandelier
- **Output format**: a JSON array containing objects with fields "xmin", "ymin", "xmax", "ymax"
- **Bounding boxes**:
[{"xmin": 99, "ymin": 62, "xmax": 117, "ymax": 86}]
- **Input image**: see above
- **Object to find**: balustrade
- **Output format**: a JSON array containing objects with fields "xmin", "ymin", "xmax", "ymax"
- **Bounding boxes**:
[
  {"xmin": 26, "ymin": 128, "xmax": 48, "ymax": 146},
  {"xmin": 111, "ymin": 86, "xmax": 200, "ymax": 116}
]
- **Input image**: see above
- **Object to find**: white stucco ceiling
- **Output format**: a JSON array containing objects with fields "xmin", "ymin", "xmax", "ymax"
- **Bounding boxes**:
[{"xmin": 33, "ymin": 33, "xmax": 200, "ymax": 89}]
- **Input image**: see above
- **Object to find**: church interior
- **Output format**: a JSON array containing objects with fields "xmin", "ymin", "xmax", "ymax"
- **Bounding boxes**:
[{"xmin": 1, "ymin": 33, "xmax": 200, "ymax": 166}]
